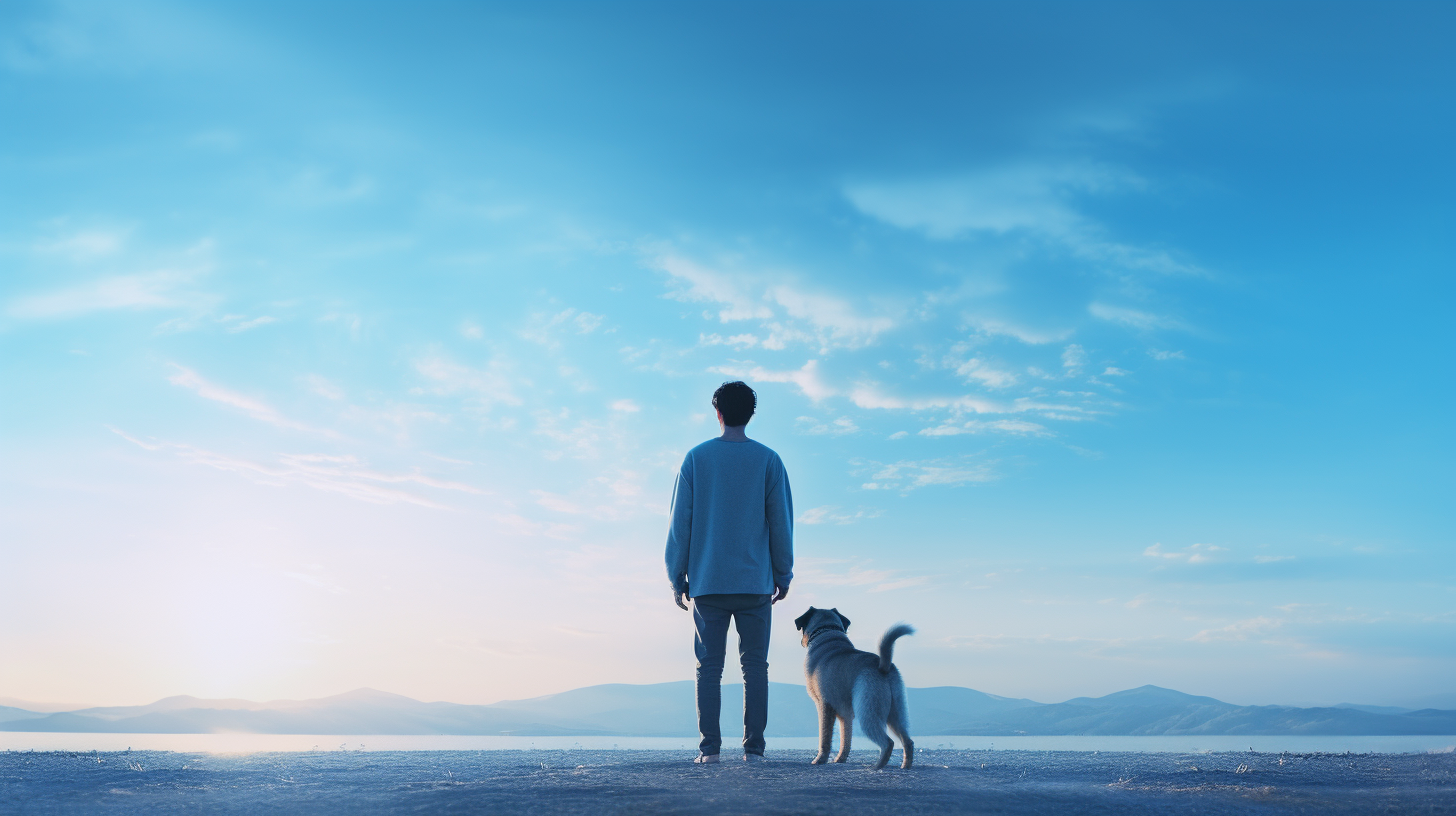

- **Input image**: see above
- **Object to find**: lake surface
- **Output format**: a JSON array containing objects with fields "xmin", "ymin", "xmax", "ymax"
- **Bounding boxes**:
[{"xmin": 3, "ymin": 732, "xmax": 1452, "ymax": 754}]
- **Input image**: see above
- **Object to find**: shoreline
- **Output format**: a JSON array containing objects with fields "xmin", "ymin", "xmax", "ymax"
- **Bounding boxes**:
[{"xmin": 3, "ymin": 732, "xmax": 1454, "ymax": 755}]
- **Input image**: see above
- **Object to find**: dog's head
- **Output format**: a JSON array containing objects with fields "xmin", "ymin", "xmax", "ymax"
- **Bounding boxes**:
[{"xmin": 794, "ymin": 606, "xmax": 851, "ymax": 647}]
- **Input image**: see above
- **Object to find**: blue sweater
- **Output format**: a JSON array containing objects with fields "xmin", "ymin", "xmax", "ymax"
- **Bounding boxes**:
[{"xmin": 665, "ymin": 438, "xmax": 794, "ymax": 596}]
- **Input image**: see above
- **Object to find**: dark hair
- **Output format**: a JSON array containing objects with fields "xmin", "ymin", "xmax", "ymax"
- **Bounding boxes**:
[{"xmin": 712, "ymin": 381, "xmax": 757, "ymax": 427}]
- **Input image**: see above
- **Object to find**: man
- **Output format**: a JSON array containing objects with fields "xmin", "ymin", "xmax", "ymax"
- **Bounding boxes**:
[{"xmin": 665, "ymin": 380, "xmax": 794, "ymax": 764}]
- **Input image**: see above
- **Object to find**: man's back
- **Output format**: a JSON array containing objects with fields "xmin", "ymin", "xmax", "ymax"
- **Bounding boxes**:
[{"xmin": 665, "ymin": 437, "xmax": 793, "ymax": 597}]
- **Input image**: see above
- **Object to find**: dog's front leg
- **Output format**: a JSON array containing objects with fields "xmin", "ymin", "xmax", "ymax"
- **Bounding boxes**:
[
  {"xmin": 834, "ymin": 714, "xmax": 853, "ymax": 762},
  {"xmin": 811, "ymin": 703, "xmax": 834, "ymax": 764}
]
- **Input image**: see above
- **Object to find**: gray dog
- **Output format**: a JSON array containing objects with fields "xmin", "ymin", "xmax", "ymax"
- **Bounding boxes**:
[{"xmin": 793, "ymin": 607, "xmax": 915, "ymax": 769}]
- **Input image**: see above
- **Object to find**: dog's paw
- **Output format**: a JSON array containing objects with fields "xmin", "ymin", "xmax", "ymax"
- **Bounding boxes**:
[
  {"xmin": 810, "ymin": 753, "xmax": 829, "ymax": 764},
  {"xmin": 833, "ymin": 755, "xmax": 850, "ymax": 763}
]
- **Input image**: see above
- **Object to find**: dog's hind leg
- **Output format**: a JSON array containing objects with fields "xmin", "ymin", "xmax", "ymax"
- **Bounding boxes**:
[
  {"xmin": 887, "ymin": 687, "xmax": 913, "ymax": 769},
  {"xmin": 834, "ymin": 713, "xmax": 853, "ymax": 762},
  {"xmin": 812, "ymin": 703, "xmax": 834, "ymax": 764},
  {"xmin": 853, "ymin": 680, "xmax": 894, "ymax": 770}
]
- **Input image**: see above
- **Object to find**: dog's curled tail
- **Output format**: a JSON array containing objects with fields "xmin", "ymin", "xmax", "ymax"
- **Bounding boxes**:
[{"xmin": 878, "ymin": 624, "xmax": 915, "ymax": 674}]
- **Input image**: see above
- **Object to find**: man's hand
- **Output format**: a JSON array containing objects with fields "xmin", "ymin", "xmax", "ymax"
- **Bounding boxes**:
[
  {"xmin": 771, "ymin": 585, "xmax": 789, "ymax": 605},
  {"xmin": 674, "ymin": 589, "xmax": 690, "ymax": 611}
]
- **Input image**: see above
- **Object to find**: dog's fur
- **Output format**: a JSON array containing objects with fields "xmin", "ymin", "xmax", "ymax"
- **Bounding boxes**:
[{"xmin": 794, "ymin": 607, "xmax": 914, "ymax": 769}]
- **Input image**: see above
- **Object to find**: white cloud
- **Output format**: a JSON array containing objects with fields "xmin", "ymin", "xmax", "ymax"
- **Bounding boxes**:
[
  {"xmin": 610, "ymin": 399, "xmax": 640, "ymax": 413},
  {"xmin": 918, "ymin": 419, "xmax": 1049, "ymax": 437},
  {"xmin": 1190, "ymin": 616, "xmax": 1282, "ymax": 643},
  {"xmin": 109, "ymin": 427, "xmax": 484, "ymax": 509},
  {"xmin": 1061, "ymin": 344, "xmax": 1087, "ymax": 375},
  {"xmin": 955, "ymin": 357, "xmax": 1018, "ymax": 388},
  {"xmin": 796, "ymin": 416, "xmax": 859, "ymax": 435},
  {"xmin": 846, "ymin": 163, "xmax": 1108, "ymax": 240},
  {"xmin": 1143, "ymin": 542, "xmax": 1225, "ymax": 564},
  {"xmin": 963, "ymin": 314, "xmax": 1072, "ymax": 345},
  {"xmin": 713, "ymin": 359, "xmax": 836, "ymax": 402},
  {"xmin": 413, "ymin": 355, "xmax": 521, "ymax": 407},
  {"xmin": 285, "ymin": 167, "xmax": 374, "ymax": 205},
  {"xmin": 656, "ymin": 254, "xmax": 896, "ymax": 351},
  {"xmin": 656, "ymin": 255, "xmax": 772, "ymax": 321},
  {"xmin": 799, "ymin": 506, "xmax": 883, "ymax": 525},
  {"xmin": 1089, "ymin": 302, "xmax": 1182, "ymax": 331},
  {"xmin": 847, "ymin": 385, "xmax": 1002, "ymax": 414},
  {"xmin": 34, "ymin": 228, "xmax": 128, "ymax": 260},
  {"xmin": 766, "ymin": 285, "xmax": 895, "ymax": 350},
  {"xmin": 865, "ymin": 458, "xmax": 997, "ymax": 491},
  {"xmin": 845, "ymin": 162, "xmax": 1200, "ymax": 276},
  {"xmin": 168, "ymin": 365, "xmax": 332, "ymax": 436},
  {"xmin": 532, "ymin": 490, "xmax": 584, "ymax": 515},
  {"xmin": 303, "ymin": 374, "xmax": 345, "ymax": 401},
  {"xmin": 224, "ymin": 315, "xmax": 276, "ymax": 333},
  {"xmin": 699, "ymin": 333, "xmax": 759, "ymax": 348},
  {"xmin": 1101, "ymin": 366, "xmax": 1128, "ymax": 376},
  {"xmin": 521, "ymin": 308, "xmax": 606, "ymax": 347},
  {"xmin": 797, "ymin": 559, "xmax": 927, "ymax": 592},
  {"xmin": 1148, "ymin": 349, "xmax": 1185, "ymax": 361},
  {"xmin": 8, "ymin": 269, "xmax": 200, "ymax": 318},
  {"xmin": 1255, "ymin": 555, "xmax": 1295, "ymax": 564}
]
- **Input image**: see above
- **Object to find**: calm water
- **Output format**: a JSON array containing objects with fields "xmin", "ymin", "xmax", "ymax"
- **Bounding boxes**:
[{"xmin": 2, "ymin": 733, "xmax": 1452, "ymax": 754}]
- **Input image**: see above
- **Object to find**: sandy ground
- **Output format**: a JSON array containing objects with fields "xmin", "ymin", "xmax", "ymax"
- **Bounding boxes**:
[{"xmin": 2, "ymin": 748, "xmax": 1452, "ymax": 815}]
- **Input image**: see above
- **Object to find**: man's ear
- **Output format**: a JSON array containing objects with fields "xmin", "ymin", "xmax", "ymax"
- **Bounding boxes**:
[
  {"xmin": 794, "ymin": 608, "xmax": 816, "ymax": 631},
  {"xmin": 831, "ymin": 608, "xmax": 851, "ymax": 632}
]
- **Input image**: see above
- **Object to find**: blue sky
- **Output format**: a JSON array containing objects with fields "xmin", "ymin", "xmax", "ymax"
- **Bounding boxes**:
[{"xmin": 2, "ymin": 1, "xmax": 1452, "ymax": 710}]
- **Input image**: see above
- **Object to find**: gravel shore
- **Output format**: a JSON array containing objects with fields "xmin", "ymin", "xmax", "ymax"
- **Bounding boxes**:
[{"xmin": 3, "ymin": 748, "xmax": 1452, "ymax": 815}]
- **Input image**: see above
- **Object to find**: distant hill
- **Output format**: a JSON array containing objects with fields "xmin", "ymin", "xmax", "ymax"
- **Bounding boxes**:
[{"xmin": 1, "ymin": 683, "xmax": 1451, "ymax": 736}]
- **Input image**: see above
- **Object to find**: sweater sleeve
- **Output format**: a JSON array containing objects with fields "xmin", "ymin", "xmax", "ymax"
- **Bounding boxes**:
[
  {"xmin": 765, "ymin": 456, "xmax": 794, "ymax": 589},
  {"xmin": 664, "ymin": 455, "xmax": 693, "ymax": 594}
]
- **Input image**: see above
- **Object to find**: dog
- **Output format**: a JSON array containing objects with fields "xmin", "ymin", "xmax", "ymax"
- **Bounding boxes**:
[{"xmin": 794, "ymin": 606, "xmax": 914, "ymax": 769}]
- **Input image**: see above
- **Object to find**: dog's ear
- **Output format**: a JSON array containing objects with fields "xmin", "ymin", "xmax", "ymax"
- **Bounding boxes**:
[
  {"xmin": 831, "ymin": 608, "xmax": 851, "ymax": 631},
  {"xmin": 793, "ymin": 607, "xmax": 816, "ymax": 631}
]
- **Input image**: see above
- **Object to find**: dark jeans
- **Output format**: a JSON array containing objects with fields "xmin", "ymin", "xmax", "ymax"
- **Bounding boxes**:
[{"xmin": 692, "ymin": 593, "xmax": 771, "ymax": 756}]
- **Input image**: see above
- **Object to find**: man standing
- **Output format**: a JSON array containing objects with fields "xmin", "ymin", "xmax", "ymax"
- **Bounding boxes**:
[{"xmin": 665, "ymin": 381, "xmax": 794, "ymax": 764}]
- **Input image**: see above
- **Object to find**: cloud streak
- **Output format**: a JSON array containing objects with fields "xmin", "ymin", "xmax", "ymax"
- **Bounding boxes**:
[
  {"xmin": 109, "ymin": 427, "xmax": 485, "ymax": 509},
  {"xmin": 168, "ymin": 365, "xmax": 333, "ymax": 436}
]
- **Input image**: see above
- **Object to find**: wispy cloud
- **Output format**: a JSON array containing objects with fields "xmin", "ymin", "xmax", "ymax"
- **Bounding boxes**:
[
  {"xmin": 699, "ymin": 332, "xmax": 759, "ymax": 349},
  {"xmin": 109, "ymin": 427, "xmax": 484, "ymax": 509},
  {"xmin": 413, "ymin": 354, "xmax": 522, "ymax": 409},
  {"xmin": 656, "ymin": 253, "xmax": 897, "ymax": 351},
  {"xmin": 33, "ymin": 227, "xmax": 129, "ymax": 260},
  {"xmin": 918, "ymin": 419, "xmax": 1050, "ymax": 437},
  {"xmin": 713, "ymin": 359, "xmax": 836, "ymax": 402},
  {"xmin": 845, "ymin": 162, "xmax": 1200, "ymax": 277},
  {"xmin": 799, "ymin": 505, "xmax": 883, "ymax": 525},
  {"xmin": 657, "ymin": 254, "xmax": 772, "ymax": 321},
  {"xmin": 846, "ymin": 384, "xmax": 1001, "ymax": 413},
  {"xmin": 1189, "ymin": 616, "xmax": 1282, "ymax": 643},
  {"xmin": 1144, "ymin": 542, "xmax": 1226, "ymax": 564},
  {"xmin": 222, "ymin": 315, "xmax": 276, "ymax": 333},
  {"xmin": 1089, "ymin": 302, "xmax": 1183, "ymax": 331},
  {"xmin": 860, "ymin": 458, "xmax": 997, "ymax": 491},
  {"xmin": 963, "ymin": 314, "xmax": 1072, "ymax": 345},
  {"xmin": 8, "ymin": 269, "xmax": 203, "ymax": 319},
  {"xmin": 797, "ymin": 558, "xmax": 928, "ymax": 593},
  {"xmin": 795, "ymin": 415, "xmax": 859, "ymax": 435},
  {"xmin": 521, "ymin": 307, "xmax": 606, "ymax": 347},
  {"xmin": 168, "ymin": 365, "xmax": 333, "ymax": 436}
]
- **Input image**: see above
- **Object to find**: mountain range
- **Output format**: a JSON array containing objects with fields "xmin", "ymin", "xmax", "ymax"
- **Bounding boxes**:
[{"xmin": 2, "ymin": 683, "xmax": 1452, "ymax": 736}]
